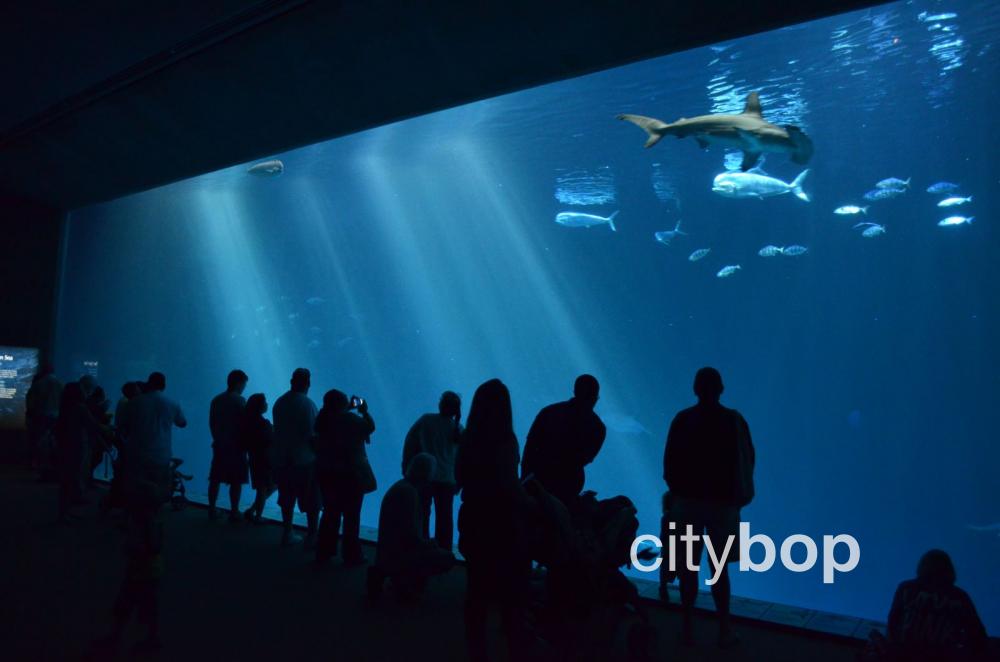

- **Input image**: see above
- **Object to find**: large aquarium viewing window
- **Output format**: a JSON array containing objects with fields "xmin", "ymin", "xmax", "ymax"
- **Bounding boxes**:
[{"xmin": 57, "ymin": 0, "xmax": 999, "ymax": 631}]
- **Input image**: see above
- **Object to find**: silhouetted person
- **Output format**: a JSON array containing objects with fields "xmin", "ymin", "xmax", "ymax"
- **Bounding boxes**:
[
  {"xmin": 106, "ymin": 371, "xmax": 186, "ymax": 653},
  {"xmin": 664, "ymin": 367, "xmax": 754, "ymax": 649},
  {"xmin": 271, "ymin": 368, "xmax": 320, "ymax": 547},
  {"xmin": 85, "ymin": 385, "xmax": 113, "ymax": 482},
  {"xmin": 55, "ymin": 382, "xmax": 111, "ymax": 523},
  {"xmin": 208, "ymin": 369, "xmax": 249, "ymax": 522},
  {"xmin": 101, "ymin": 381, "xmax": 144, "ymax": 515},
  {"xmin": 369, "ymin": 453, "xmax": 456, "ymax": 600},
  {"xmin": 25, "ymin": 361, "xmax": 61, "ymax": 475},
  {"xmin": 862, "ymin": 549, "xmax": 988, "ymax": 661},
  {"xmin": 121, "ymin": 372, "xmax": 187, "ymax": 478},
  {"xmin": 456, "ymin": 378, "xmax": 534, "ymax": 662},
  {"xmin": 314, "ymin": 389, "xmax": 376, "ymax": 565},
  {"xmin": 401, "ymin": 390, "xmax": 462, "ymax": 549},
  {"xmin": 240, "ymin": 393, "xmax": 275, "ymax": 523},
  {"xmin": 521, "ymin": 374, "xmax": 606, "ymax": 508}
]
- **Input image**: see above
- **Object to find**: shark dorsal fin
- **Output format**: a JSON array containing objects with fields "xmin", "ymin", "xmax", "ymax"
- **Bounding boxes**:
[{"xmin": 743, "ymin": 92, "xmax": 762, "ymax": 117}]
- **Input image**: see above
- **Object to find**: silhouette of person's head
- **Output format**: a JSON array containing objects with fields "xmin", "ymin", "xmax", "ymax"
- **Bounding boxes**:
[
  {"xmin": 693, "ymin": 367, "xmax": 724, "ymax": 403},
  {"xmin": 439, "ymin": 391, "xmax": 461, "ymax": 419},
  {"xmin": 465, "ymin": 378, "xmax": 513, "ymax": 443},
  {"xmin": 323, "ymin": 389, "xmax": 350, "ymax": 412},
  {"xmin": 147, "ymin": 372, "xmax": 166, "ymax": 392},
  {"xmin": 917, "ymin": 549, "xmax": 956, "ymax": 588},
  {"xmin": 405, "ymin": 452, "xmax": 436, "ymax": 489},
  {"xmin": 122, "ymin": 381, "xmax": 142, "ymax": 399},
  {"xmin": 227, "ymin": 369, "xmax": 249, "ymax": 394},
  {"xmin": 290, "ymin": 368, "xmax": 310, "ymax": 394},
  {"xmin": 36, "ymin": 362, "xmax": 54, "ymax": 380},
  {"xmin": 573, "ymin": 374, "xmax": 600, "ymax": 409},
  {"xmin": 247, "ymin": 393, "xmax": 268, "ymax": 416},
  {"xmin": 79, "ymin": 374, "xmax": 97, "ymax": 397},
  {"xmin": 61, "ymin": 381, "xmax": 85, "ymax": 412}
]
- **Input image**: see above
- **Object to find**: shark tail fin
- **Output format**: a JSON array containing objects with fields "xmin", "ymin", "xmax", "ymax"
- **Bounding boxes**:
[
  {"xmin": 617, "ymin": 114, "xmax": 669, "ymax": 148},
  {"xmin": 861, "ymin": 206, "xmax": 869, "ymax": 215},
  {"xmin": 904, "ymin": 177, "xmax": 912, "ymax": 187},
  {"xmin": 674, "ymin": 220, "xmax": 687, "ymax": 235},
  {"xmin": 608, "ymin": 211, "xmax": 619, "ymax": 232},
  {"xmin": 968, "ymin": 216, "xmax": 974, "ymax": 224},
  {"xmin": 967, "ymin": 196, "xmax": 973, "ymax": 203},
  {"xmin": 791, "ymin": 169, "xmax": 810, "ymax": 202}
]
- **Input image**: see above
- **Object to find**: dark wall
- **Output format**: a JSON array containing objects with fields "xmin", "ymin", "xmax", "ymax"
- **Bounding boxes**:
[
  {"xmin": 0, "ymin": 196, "xmax": 65, "ymax": 355},
  {"xmin": 0, "ymin": 196, "xmax": 64, "ymax": 461}
]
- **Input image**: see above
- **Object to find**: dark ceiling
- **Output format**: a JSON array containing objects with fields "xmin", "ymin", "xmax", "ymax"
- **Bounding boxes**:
[{"xmin": 1, "ymin": 0, "xmax": 884, "ymax": 212}]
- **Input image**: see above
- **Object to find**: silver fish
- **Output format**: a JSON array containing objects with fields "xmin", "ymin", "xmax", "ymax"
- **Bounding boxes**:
[
  {"xmin": 654, "ymin": 221, "xmax": 687, "ymax": 245},
  {"xmin": 927, "ymin": 182, "xmax": 960, "ymax": 194},
  {"xmin": 555, "ymin": 210, "xmax": 618, "ymax": 231},
  {"xmin": 937, "ymin": 196, "xmax": 972, "ymax": 207},
  {"xmin": 783, "ymin": 245, "xmax": 808, "ymax": 256},
  {"xmin": 716, "ymin": 264, "xmax": 742, "ymax": 278},
  {"xmin": 854, "ymin": 222, "xmax": 886, "ymax": 237},
  {"xmin": 758, "ymin": 245, "xmax": 784, "ymax": 257},
  {"xmin": 834, "ymin": 205, "xmax": 868, "ymax": 216},
  {"xmin": 876, "ymin": 177, "xmax": 910, "ymax": 189},
  {"xmin": 938, "ymin": 216, "xmax": 973, "ymax": 227},
  {"xmin": 247, "ymin": 159, "xmax": 284, "ymax": 176},
  {"xmin": 864, "ymin": 188, "xmax": 905, "ymax": 202},
  {"xmin": 688, "ymin": 248, "xmax": 711, "ymax": 262}
]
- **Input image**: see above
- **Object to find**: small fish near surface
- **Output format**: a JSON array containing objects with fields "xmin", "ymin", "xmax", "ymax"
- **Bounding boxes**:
[
  {"xmin": 555, "ymin": 210, "xmax": 618, "ymax": 231},
  {"xmin": 688, "ymin": 248, "xmax": 711, "ymax": 262},
  {"xmin": 654, "ymin": 221, "xmax": 687, "ymax": 246},
  {"xmin": 918, "ymin": 11, "xmax": 958, "ymax": 22},
  {"xmin": 927, "ymin": 181, "xmax": 960, "ymax": 195},
  {"xmin": 967, "ymin": 523, "xmax": 1000, "ymax": 538},
  {"xmin": 854, "ymin": 222, "xmax": 886, "ymax": 237},
  {"xmin": 247, "ymin": 159, "xmax": 284, "ymax": 177},
  {"xmin": 834, "ymin": 205, "xmax": 868, "ymax": 216},
  {"xmin": 937, "ymin": 196, "xmax": 972, "ymax": 207},
  {"xmin": 712, "ymin": 169, "xmax": 810, "ymax": 202},
  {"xmin": 863, "ymin": 187, "xmax": 905, "ymax": 202},
  {"xmin": 938, "ymin": 216, "xmax": 974, "ymax": 227},
  {"xmin": 618, "ymin": 91, "xmax": 814, "ymax": 171},
  {"xmin": 782, "ymin": 245, "xmax": 808, "ymax": 256},
  {"xmin": 717, "ymin": 264, "xmax": 742, "ymax": 278},
  {"xmin": 876, "ymin": 177, "xmax": 910, "ymax": 189},
  {"xmin": 758, "ymin": 245, "xmax": 784, "ymax": 257}
]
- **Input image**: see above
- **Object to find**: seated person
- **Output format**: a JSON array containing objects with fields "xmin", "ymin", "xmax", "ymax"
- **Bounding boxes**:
[
  {"xmin": 864, "ymin": 549, "xmax": 987, "ymax": 662},
  {"xmin": 369, "ymin": 453, "xmax": 455, "ymax": 600}
]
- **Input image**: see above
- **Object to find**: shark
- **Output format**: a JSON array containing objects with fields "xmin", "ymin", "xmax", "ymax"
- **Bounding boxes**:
[{"xmin": 617, "ymin": 92, "xmax": 814, "ymax": 171}]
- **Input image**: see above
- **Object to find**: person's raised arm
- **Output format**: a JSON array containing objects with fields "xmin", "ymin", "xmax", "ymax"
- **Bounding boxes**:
[{"xmin": 356, "ymin": 399, "xmax": 375, "ymax": 436}]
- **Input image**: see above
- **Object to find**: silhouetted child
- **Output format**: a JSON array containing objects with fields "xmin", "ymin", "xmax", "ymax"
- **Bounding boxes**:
[
  {"xmin": 863, "ymin": 549, "xmax": 987, "ymax": 662},
  {"xmin": 658, "ymin": 491, "xmax": 678, "ymax": 602}
]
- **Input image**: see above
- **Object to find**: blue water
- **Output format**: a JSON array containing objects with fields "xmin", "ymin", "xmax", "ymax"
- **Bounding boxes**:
[{"xmin": 56, "ymin": 0, "xmax": 1000, "ymax": 631}]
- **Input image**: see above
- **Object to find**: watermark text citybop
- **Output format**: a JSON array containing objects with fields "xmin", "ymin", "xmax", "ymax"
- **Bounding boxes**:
[{"xmin": 630, "ymin": 522, "xmax": 860, "ymax": 586}]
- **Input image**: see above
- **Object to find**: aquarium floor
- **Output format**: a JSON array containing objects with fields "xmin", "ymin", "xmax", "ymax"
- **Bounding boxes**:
[{"xmin": 0, "ymin": 465, "xmax": 866, "ymax": 661}]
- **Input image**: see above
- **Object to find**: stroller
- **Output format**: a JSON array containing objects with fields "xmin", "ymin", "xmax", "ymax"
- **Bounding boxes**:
[
  {"xmin": 169, "ymin": 458, "xmax": 192, "ymax": 511},
  {"xmin": 525, "ymin": 485, "xmax": 657, "ymax": 662}
]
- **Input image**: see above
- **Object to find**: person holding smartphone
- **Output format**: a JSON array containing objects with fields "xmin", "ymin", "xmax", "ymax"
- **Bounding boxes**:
[{"xmin": 313, "ymin": 389, "xmax": 376, "ymax": 565}]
